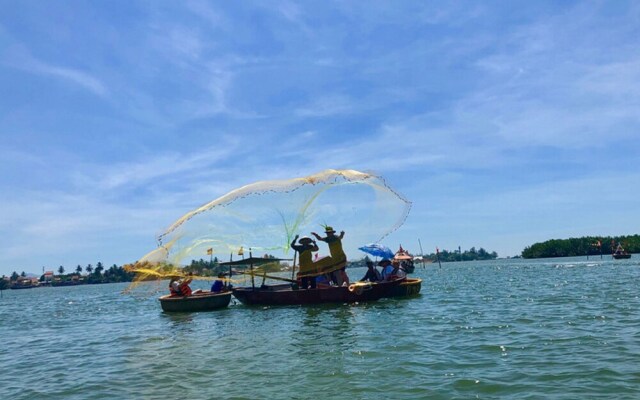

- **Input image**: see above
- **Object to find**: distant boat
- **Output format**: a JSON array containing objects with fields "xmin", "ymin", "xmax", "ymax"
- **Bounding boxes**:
[
  {"xmin": 394, "ymin": 245, "xmax": 416, "ymax": 273},
  {"xmin": 612, "ymin": 243, "xmax": 632, "ymax": 259},
  {"xmin": 10, "ymin": 284, "xmax": 37, "ymax": 290},
  {"xmin": 10, "ymin": 279, "xmax": 39, "ymax": 289}
]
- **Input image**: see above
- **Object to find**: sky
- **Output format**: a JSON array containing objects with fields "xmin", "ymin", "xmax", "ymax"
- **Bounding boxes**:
[{"xmin": 1, "ymin": 1, "xmax": 639, "ymax": 276}]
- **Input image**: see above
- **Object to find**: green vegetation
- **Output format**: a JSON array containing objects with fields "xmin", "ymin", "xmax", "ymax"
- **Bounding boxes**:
[
  {"xmin": 521, "ymin": 235, "xmax": 640, "ymax": 259},
  {"xmin": 8, "ymin": 262, "xmax": 138, "ymax": 286},
  {"xmin": 425, "ymin": 247, "xmax": 498, "ymax": 262}
]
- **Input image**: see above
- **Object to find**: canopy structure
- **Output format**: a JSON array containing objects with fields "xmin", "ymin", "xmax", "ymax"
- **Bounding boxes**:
[{"xmin": 394, "ymin": 245, "xmax": 413, "ymax": 260}]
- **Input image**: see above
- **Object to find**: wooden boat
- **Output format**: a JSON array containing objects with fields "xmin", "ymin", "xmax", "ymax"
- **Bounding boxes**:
[
  {"xmin": 394, "ymin": 245, "xmax": 415, "ymax": 274},
  {"xmin": 612, "ymin": 243, "xmax": 632, "ymax": 259},
  {"xmin": 10, "ymin": 284, "xmax": 38, "ymax": 290},
  {"xmin": 384, "ymin": 277, "xmax": 422, "ymax": 298},
  {"xmin": 159, "ymin": 290, "xmax": 232, "ymax": 312},
  {"xmin": 232, "ymin": 279, "xmax": 403, "ymax": 306},
  {"xmin": 613, "ymin": 252, "xmax": 631, "ymax": 259}
]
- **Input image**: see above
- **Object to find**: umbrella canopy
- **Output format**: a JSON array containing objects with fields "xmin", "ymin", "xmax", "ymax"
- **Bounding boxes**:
[{"xmin": 358, "ymin": 243, "xmax": 394, "ymax": 260}]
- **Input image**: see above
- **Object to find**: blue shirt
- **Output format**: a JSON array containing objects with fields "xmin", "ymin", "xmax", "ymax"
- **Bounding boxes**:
[{"xmin": 211, "ymin": 280, "xmax": 224, "ymax": 292}]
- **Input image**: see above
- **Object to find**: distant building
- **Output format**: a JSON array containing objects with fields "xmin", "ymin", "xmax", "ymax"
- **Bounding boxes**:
[{"xmin": 43, "ymin": 271, "xmax": 54, "ymax": 283}]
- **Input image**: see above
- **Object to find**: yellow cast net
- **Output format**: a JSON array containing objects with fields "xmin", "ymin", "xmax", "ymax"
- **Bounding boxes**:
[{"xmin": 126, "ymin": 169, "xmax": 410, "ymax": 290}]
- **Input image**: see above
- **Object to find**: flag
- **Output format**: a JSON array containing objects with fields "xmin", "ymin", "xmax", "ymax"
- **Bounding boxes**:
[
  {"xmin": 238, "ymin": 246, "xmax": 244, "ymax": 256},
  {"xmin": 206, "ymin": 248, "xmax": 213, "ymax": 255}
]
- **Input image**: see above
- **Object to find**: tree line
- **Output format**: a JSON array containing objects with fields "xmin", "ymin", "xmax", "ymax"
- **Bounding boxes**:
[
  {"xmin": 521, "ymin": 235, "xmax": 640, "ymax": 259},
  {"xmin": 6, "ymin": 262, "xmax": 135, "ymax": 286},
  {"xmin": 423, "ymin": 247, "xmax": 498, "ymax": 262}
]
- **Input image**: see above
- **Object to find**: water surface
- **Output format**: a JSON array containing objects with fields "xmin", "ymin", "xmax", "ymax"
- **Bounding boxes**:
[{"xmin": 1, "ymin": 257, "xmax": 639, "ymax": 399}]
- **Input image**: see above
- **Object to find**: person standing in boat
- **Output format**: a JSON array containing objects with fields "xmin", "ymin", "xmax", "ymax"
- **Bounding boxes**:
[
  {"xmin": 291, "ymin": 235, "xmax": 319, "ymax": 289},
  {"xmin": 311, "ymin": 226, "xmax": 349, "ymax": 286}
]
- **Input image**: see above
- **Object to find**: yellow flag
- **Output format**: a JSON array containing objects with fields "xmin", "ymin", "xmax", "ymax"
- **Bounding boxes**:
[
  {"xmin": 206, "ymin": 248, "xmax": 213, "ymax": 255},
  {"xmin": 238, "ymin": 246, "xmax": 244, "ymax": 256}
]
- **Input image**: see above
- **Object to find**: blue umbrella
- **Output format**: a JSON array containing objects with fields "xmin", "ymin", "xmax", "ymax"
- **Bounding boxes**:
[{"xmin": 358, "ymin": 243, "xmax": 394, "ymax": 260}]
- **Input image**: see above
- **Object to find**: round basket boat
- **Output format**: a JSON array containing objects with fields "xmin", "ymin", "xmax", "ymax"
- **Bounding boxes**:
[{"xmin": 159, "ymin": 290, "xmax": 232, "ymax": 312}]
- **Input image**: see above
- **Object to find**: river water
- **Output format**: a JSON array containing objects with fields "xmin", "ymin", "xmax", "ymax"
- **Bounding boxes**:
[{"xmin": 1, "ymin": 256, "xmax": 639, "ymax": 399}]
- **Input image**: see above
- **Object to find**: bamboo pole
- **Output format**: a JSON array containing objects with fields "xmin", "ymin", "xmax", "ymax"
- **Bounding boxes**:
[{"xmin": 250, "ymin": 249, "xmax": 255, "ymax": 289}]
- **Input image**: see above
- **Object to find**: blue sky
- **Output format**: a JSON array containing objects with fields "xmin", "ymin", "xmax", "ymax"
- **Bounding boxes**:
[{"xmin": 1, "ymin": 1, "xmax": 639, "ymax": 276}]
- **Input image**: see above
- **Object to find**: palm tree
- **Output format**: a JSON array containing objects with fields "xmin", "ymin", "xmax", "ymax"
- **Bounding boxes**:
[
  {"xmin": 10, "ymin": 271, "xmax": 19, "ymax": 281},
  {"xmin": 94, "ymin": 264, "xmax": 104, "ymax": 275},
  {"xmin": 76, "ymin": 265, "xmax": 83, "ymax": 274},
  {"xmin": 86, "ymin": 264, "xmax": 93, "ymax": 274},
  {"xmin": 58, "ymin": 265, "xmax": 65, "ymax": 275}
]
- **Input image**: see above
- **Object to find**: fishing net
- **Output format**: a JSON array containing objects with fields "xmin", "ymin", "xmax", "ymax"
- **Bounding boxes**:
[{"xmin": 126, "ymin": 169, "xmax": 410, "ymax": 290}]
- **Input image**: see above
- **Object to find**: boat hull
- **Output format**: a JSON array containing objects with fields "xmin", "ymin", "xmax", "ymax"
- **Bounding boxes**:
[
  {"xmin": 159, "ymin": 291, "xmax": 232, "ymax": 312},
  {"xmin": 613, "ymin": 254, "xmax": 632, "ymax": 259},
  {"xmin": 232, "ymin": 280, "xmax": 402, "ymax": 306},
  {"xmin": 385, "ymin": 278, "xmax": 422, "ymax": 297},
  {"xmin": 10, "ymin": 285, "xmax": 38, "ymax": 289}
]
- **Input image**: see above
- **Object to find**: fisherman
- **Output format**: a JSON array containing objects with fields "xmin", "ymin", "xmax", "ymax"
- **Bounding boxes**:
[
  {"xmin": 291, "ymin": 234, "xmax": 319, "ymax": 289},
  {"xmin": 360, "ymin": 261, "xmax": 382, "ymax": 282},
  {"xmin": 311, "ymin": 226, "xmax": 349, "ymax": 286}
]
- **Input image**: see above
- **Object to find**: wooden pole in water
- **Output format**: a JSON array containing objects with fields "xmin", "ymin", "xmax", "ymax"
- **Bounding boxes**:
[
  {"xmin": 599, "ymin": 240, "xmax": 603, "ymax": 259},
  {"xmin": 436, "ymin": 247, "xmax": 442, "ymax": 268},
  {"xmin": 291, "ymin": 250, "xmax": 297, "ymax": 281},
  {"xmin": 249, "ymin": 248, "xmax": 255, "ymax": 289}
]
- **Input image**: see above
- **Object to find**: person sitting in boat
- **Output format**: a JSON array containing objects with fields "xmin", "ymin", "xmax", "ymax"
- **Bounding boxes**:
[
  {"xmin": 311, "ymin": 226, "xmax": 349, "ymax": 286},
  {"xmin": 379, "ymin": 259, "xmax": 393, "ymax": 280},
  {"xmin": 169, "ymin": 277, "xmax": 181, "ymax": 296},
  {"xmin": 315, "ymin": 273, "xmax": 333, "ymax": 288},
  {"xmin": 360, "ymin": 261, "xmax": 382, "ymax": 282},
  {"xmin": 380, "ymin": 259, "xmax": 405, "ymax": 280},
  {"xmin": 211, "ymin": 272, "xmax": 225, "ymax": 293},
  {"xmin": 176, "ymin": 276, "xmax": 193, "ymax": 296},
  {"xmin": 291, "ymin": 235, "xmax": 319, "ymax": 289},
  {"xmin": 382, "ymin": 259, "xmax": 406, "ymax": 280}
]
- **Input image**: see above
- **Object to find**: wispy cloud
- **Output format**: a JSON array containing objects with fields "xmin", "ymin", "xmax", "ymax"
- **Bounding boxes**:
[{"xmin": 3, "ymin": 44, "xmax": 108, "ymax": 96}]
